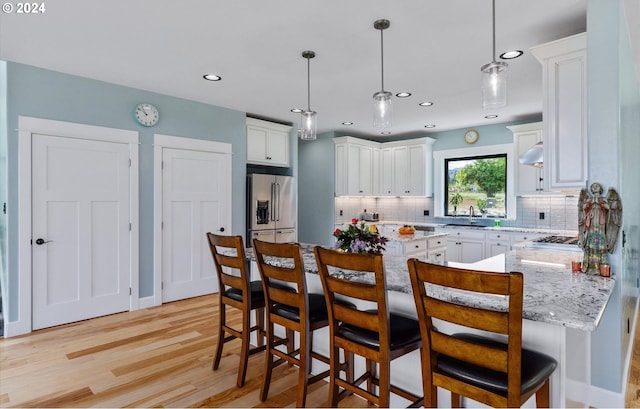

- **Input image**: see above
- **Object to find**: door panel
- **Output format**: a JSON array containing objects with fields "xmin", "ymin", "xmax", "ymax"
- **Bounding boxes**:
[
  {"xmin": 274, "ymin": 176, "xmax": 296, "ymax": 229},
  {"xmin": 162, "ymin": 148, "xmax": 230, "ymax": 302},
  {"xmin": 32, "ymin": 134, "xmax": 131, "ymax": 330}
]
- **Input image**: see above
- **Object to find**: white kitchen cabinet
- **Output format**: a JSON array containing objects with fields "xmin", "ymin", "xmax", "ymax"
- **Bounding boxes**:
[
  {"xmin": 334, "ymin": 137, "xmax": 376, "ymax": 196},
  {"xmin": 380, "ymin": 147, "xmax": 394, "ymax": 195},
  {"xmin": 378, "ymin": 138, "xmax": 435, "ymax": 197},
  {"xmin": 531, "ymin": 33, "xmax": 587, "ymax": 192},
  {"xmin": 508, "ymin": 122, "xmax": 544, "ymax": 195},
  {"xmin": 404, "ymin": 237, "xmax": 428, "ymax": 258},
  {"xmin": 426, "ymin": 235, "xmax": 447, "ymax": 262},
  {"xmin": 439, "ymin": 228, "xmax": 486, "ymax": 263},
  {"xmin": 246, "ymin": 117, "xmax": 291, "ymax": 167},
  {"xmin": 486, "ymin": 231, "xmax": 510, "ymax": 257},
  {"xmin": 392, "ymin": 145, "xmax": 426, "ymax": 195}
]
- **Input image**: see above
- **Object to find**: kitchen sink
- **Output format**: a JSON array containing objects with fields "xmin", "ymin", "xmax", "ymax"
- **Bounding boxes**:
[{"xmin": 445, "ymin": 223, "xmax": 487, "ymax": 228}]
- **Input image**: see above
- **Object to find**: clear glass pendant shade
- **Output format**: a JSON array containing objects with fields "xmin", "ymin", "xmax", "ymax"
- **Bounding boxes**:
[
  {"xmin": 373, "ymin": 90, "xmax": 392, "ymax": 128},
  {"xmin": 300, "ymin": 110, "xmax": 317, "ymax": 140},
  {"xmin": 481, "ymin": 61, "xmax": 507, "ymax": 109}
]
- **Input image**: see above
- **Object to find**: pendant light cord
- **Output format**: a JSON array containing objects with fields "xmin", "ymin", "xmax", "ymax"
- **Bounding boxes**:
[
  {"xmin": 307, "ymin": 56, "xmax": 311, "ymax": 111},
  {"xmin": 491, "ymin": 0, "xmax": 497, "ymax": 63},
  {"xmin": 380, "ymin": 27, "xmax": 385, "ymax": 91}
]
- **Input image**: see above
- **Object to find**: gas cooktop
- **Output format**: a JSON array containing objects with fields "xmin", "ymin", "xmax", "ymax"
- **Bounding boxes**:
[
  {"xmin": 533, "ymin": 235, "xmax": 580, "ymax": 245},
  {"xmin": 525, "ymin": 235, "xmax": 582, "ymax": 252}
]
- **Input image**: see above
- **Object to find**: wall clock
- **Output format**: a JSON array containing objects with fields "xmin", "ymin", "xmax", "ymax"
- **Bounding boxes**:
[
  {"xmin": 134, "ymin": 103, "xmax": 159, "ymax": 127},
  {"xmin": 464, "ymin": 129, "xmax": 479, "ymax": 144}
]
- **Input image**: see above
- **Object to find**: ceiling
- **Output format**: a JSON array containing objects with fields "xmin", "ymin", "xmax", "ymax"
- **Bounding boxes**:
[{"xmin": 0, "ymin": 0, "xmax": 589, "ymax": 139}]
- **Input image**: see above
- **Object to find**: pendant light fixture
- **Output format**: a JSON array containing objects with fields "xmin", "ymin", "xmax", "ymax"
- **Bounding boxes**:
[
  {"xmin": 373, "ymin": 19, "xmax": 392, "ymax": 128},
  {"xmin": 300, "ymin": 50, "xmax": 317, "ymax": 140},
  {"xmin": 480, "ymin": 0, "xmax": 507, "ymax": 109}
]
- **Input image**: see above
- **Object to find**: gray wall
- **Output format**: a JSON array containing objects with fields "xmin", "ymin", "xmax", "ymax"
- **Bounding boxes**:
[{"xmin": 1, "ymin": 62, "xmax": 281, "ymax": 318}]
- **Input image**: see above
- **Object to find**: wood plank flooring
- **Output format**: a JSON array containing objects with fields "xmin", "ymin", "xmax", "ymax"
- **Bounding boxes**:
[
  {"xmin": 2, "ymin": 294, "xmax": 639, "ymax": 407},
  {"xmin": 0, "ymin": 295, "xmax": 367, "ymax": 408}
]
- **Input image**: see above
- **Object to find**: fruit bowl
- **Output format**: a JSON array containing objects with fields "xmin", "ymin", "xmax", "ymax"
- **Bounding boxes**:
[{"xmin": 398, "ymin": 226, "xmax": 416, "ymax": 235}]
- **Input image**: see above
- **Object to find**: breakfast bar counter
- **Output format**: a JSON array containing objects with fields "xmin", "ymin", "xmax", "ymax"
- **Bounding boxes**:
[
  {"xmin": 243, "ymin": 243, "xmax": 615, "ymax": 407},
  {"xmin": 246, "ymin": 243, "xmax": 614, "ymax": 331}
]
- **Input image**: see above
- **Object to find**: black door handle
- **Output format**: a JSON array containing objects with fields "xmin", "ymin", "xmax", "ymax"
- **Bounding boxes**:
[
  {"xmin": 218, "ymin": 227, "xmax": 225, "ymax": 232},
  {"xmin": 35, "ymin": 238, "xmax": 52, "ymax": 245}
]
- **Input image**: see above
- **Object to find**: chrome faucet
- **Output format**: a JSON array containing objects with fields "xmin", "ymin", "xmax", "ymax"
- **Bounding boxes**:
[{"xmin": 469, "ymin": 205, "xmax": 476, "ymax": 224}]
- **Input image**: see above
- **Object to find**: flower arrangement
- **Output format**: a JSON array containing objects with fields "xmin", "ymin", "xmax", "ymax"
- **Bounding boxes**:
[{"xmin": 333, "ymin": 218, "xmax": 388, "ymax": 254}]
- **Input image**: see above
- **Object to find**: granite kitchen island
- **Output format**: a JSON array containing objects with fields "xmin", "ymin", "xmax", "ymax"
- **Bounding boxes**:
[{"xmin": 244, "ymin": 243, "xmax": 614, "ymax": 407}]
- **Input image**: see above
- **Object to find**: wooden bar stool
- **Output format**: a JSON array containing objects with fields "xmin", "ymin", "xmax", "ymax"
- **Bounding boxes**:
[
  {"xmin": 407, "ymin": 258, "xmax": 558, "ymax": 408},
  {"xmin": 206, "ymin": 233, "xmax": 266, "ymax": 388},
  {"xmin": 253, "ymin": 239, "xmax": 352, "ymax": 407},
  {"xmin": 314, "ymin": 246, "xmax": 423, "ymax": 408}
]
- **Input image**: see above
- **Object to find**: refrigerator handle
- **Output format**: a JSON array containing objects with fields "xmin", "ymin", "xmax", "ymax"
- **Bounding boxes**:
[
  {"xmin": 275, "ymin": 182, "xmax": 280, "ymax": 221},
  {"xmin": 270, "ymin": 182, "xmax": 276, "ymax": 222}
]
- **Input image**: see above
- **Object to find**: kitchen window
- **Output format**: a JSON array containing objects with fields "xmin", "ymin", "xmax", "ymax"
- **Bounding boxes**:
[{"xmin": 444, "ymin": 154, "xmax": 507, "ymax": 217}]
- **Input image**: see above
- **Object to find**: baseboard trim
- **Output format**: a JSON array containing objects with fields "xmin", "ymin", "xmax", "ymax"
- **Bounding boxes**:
[
  {"xmin": 137, "ymin": 296, "xmax": 158, "ymax": 310},
  {"xmin": 4, "ymin": 319, "xmax": 30, "ymax": 338},
  {"xmin": 566, "ymin": 379, "xmax": 624, "ymax": 408}
]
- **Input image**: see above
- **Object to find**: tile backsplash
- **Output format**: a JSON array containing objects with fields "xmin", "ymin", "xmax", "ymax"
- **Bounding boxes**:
[{"xmin": 335, "ymin": 195, "xmax": 579, "ymax": 231}]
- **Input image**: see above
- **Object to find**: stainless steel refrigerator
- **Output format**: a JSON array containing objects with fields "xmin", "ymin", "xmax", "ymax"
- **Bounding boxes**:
[{"xmin": 247, "ymin": 174, "xmax": 297, "ymax": 244}]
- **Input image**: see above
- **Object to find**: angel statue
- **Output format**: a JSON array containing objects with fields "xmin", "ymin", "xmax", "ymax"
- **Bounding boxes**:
[{"xmin": 578, "ymin": 182, "xmax": 623, "ymax": 273}]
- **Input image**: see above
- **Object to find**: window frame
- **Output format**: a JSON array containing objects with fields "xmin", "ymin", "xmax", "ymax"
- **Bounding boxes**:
[
  {"xmin": 433, "ymin": 144, "xmax": 515, "ymax": 219},
  {"xmin": 444, "ymin": 153, "xmax": 508, "ymax": 217}
]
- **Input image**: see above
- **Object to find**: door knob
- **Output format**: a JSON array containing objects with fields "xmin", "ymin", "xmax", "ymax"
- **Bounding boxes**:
[
  {"xmin": 35, "ymin": 238, "xmax": 52, "ymax": 245},
  {"xmin": 218, "ymin": 227, "xmax": 225, "ymax": 232}
]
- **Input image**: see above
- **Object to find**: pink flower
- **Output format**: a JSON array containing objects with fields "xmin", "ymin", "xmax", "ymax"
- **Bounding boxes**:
[
  {"xmin": 333, "ymin": 228, "xmax": 342, "ymax": 237},
  {"xmin": 351, "ymin": 218, "xmax": 359, "ymax": 224}
]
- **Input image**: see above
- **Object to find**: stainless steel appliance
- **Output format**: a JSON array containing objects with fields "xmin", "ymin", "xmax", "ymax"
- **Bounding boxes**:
[
  {"xmin": 247, "ymin": 174, "xmax": 297, "ymax": 244},
  {"xmin": 525, "ymin": 235, "xmax": 581, "ymax": 252}
]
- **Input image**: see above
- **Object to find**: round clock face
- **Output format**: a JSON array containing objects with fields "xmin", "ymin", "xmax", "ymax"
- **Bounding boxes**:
[
  {"xmin": 134, "ymin": 103, "xmax": 159, "ymax": 127},
  {"xmin": 464, "ymin": 129, "xmax": 479, "ymax": 144}
]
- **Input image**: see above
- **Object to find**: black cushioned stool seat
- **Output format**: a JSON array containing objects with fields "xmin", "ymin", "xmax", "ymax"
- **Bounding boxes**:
[
  {"xmin": 438, "ymin": 333, "xmax": 558, "ymax": 396},
  {"xmin": 339, "ymin": 310, "xmax": 421, "ymax": 350}
]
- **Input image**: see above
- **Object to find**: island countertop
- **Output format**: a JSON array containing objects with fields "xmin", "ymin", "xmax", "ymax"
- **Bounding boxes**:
[{"xmin": 244, "ymin": 244, "xmax": 614, "ymax": 332}]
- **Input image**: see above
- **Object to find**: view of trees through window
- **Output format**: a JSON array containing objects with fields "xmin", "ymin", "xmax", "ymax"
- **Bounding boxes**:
[{"xmin": 445, "ymin": 154, "xmax": 507, "ymax": 218}]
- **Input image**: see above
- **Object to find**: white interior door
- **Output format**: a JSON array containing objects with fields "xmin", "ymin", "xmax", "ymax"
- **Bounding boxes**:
[
  {"xmin": 161, "ymin": 147, "xmax": 231, "ymax": 302},
  {"xmin": 32, "ymin": 134, "xmax": 131, "ymax": 330}
]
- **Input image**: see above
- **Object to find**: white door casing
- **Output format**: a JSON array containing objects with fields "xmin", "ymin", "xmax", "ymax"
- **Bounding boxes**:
[
  {"xmin": 153, "ymin": 134, "xmax": 232, "ymax": 305},
  {"xmin": 14, "ymin": 116, "xmax": 139, "ymax": 337}
]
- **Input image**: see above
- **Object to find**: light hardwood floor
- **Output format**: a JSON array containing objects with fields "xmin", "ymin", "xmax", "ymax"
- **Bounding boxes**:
[
  {"xmin": 0, "ymin": 295, "xmax": 367, "ymax": 408},
  {"xmin": 2, "ymin": 294, "xmax": 639, "ymax": 408}
]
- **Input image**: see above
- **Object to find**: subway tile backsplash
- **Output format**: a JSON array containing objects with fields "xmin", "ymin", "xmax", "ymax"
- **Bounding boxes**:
[{"xmin": 335, "ymin": 195, "xmax": 579, "ymax": 231}]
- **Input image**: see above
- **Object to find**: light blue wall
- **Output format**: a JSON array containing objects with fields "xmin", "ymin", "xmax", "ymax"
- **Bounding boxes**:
[
  {"xmin": 298, "ymin": 131, "xmax": 337, "ymax": 247},
  {"xmin": 429, "ymin": 117, "xmax": 542, "ymax": 151},
  {"xmin": 0, "ymin": 61, "xmax": 7, "ymax": 316},
  {"xmin": 587, "ymin": 0, "xmax": 640, "ymax": 392},
  {"xmin": 3, "ymin": 62, "xmax": 255, "ymax": 318}
]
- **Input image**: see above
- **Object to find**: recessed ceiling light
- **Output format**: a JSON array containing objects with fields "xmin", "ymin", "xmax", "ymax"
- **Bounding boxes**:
[
  {"xmin": 419, "ymin": 102, "xmax": 434, "ymax": 107},
  {"xmin": 485, "ymin": 114, "xmax": 499, "ymax": 119},
  {"xmin": 291, "ymin": 108, "xmax": 303, "ymax": 113},
  {"xmin": 395, "ymin": 92, "xmax": 411, "ymax": 98},
  {"xmin": 342, "ymin": 121, "xmax": 354, "ymax": 126},
  {"xmin": 424, "ymin": 124, "xmax": 436, "ymax": 128},
  {"xmin": 500, "ymin": 50, "xmax": 523, "ymax": 60},
  {"xmin": 203, "ymin": 74, "xmax": 222, "ymax": 81}
]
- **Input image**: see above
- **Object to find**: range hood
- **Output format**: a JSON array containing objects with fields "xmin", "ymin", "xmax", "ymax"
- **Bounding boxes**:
[{"xmin": 519, "ymin": 141, "xmax": 544, "ymax": 168}]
